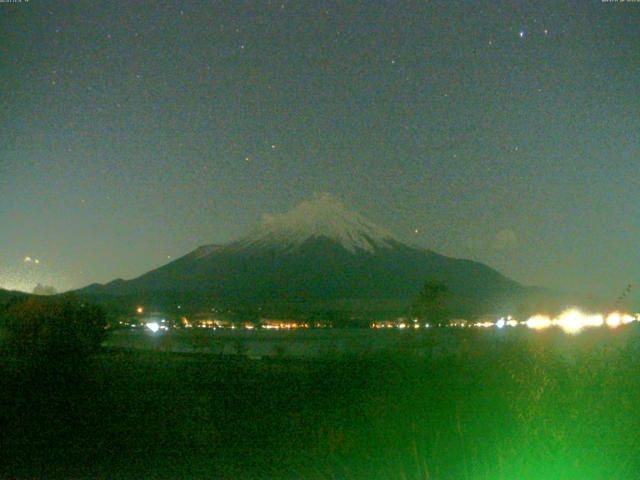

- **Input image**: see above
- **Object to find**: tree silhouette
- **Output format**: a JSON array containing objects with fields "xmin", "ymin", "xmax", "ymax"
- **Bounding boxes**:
[
  {"xmin": 411, "ymin": 279, "xmax": 450, "ymax": 326},
  {"xmin": 33, "ymin": 283, "xmax": 58, "ymax": 296},
  {"xmin": 1, "ymin": 296, "xmax": 106, "ymax": 362}
]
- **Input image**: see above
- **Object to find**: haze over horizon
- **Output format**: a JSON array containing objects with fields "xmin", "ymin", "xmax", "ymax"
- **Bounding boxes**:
[{"xmin": 2, "ymin": 1, "xmax": 639, "ymax": 298}]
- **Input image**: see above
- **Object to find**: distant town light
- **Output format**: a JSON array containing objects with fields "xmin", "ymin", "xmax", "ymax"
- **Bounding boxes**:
[
  {"xmin": 475, "ymin": 321, "xmax": 493, "ymax": 328},
  {"xmin": 622, "ymin": 314, "xmax": 635, "ymax": 325},
  {"xmin": 146, "ymin": 322, "xmax": 160, "ymax": 333},
  {"xmin": 554, "ymin": 309, "xmax": 584, "ymax": 335},
  {"xmin": 526, "ymin": 315, "xmax": 552, "ymax": 330},
  {"xmin": 606, "ymin": 312, "xmax": 622, "ymax": 328},
  {"xmin": 136, "ymin": 307, "xmax": 144, "ymax": 314}
]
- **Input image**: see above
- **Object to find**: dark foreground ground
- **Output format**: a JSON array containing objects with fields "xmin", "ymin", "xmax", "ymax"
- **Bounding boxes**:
[{"xmin": 2, "ymin": 327, "xmax": 640, "ymax": 479}]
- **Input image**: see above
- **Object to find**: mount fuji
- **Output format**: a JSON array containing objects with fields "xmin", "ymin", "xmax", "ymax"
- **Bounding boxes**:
[{"xmin": 78, "ymin": 194, "xmax": 527, "ymax": 318}]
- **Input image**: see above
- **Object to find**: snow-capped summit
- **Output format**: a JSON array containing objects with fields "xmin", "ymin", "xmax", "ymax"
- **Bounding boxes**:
[{"xmin": 233, "ymin": 193, "xmax": 398, "ymax": 253}]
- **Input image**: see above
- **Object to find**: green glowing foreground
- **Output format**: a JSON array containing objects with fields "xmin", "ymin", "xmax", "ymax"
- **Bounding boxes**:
[{"xmin": 3, "ymin": 324, "xmax": 640, "ymax": 479}]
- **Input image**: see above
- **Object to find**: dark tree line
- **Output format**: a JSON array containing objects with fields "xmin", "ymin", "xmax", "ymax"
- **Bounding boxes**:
[{"xmin": 0, "ymin": 296, "xmax": 106, "ymax": 363}]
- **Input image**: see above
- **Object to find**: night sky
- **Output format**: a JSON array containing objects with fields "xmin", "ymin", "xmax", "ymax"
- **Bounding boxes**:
[{"xmin": 1, "ymin": 1, "xmax": 639, "ymax": 297}]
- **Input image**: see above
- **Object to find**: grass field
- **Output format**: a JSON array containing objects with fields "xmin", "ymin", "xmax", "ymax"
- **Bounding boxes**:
[{"xmin": 2, "ymin": 326, "xmax": 640, "ymax": 479}]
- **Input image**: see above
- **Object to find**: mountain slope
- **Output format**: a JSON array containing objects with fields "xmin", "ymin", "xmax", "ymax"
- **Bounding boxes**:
[
  {"xmin": 0, "ymin": 289, "xmax": 28, "ymax": 308},
  {"xmin": 78, "ymin": 194, "xmax": 527, "ymax": 316}
]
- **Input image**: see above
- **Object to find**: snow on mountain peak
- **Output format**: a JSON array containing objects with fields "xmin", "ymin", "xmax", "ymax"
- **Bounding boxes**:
[{"xmin": 235, "ymin": 193, "xmax": 399, "ymax": 253}]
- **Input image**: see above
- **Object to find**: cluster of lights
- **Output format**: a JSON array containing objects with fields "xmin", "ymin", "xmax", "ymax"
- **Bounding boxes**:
[
  {"xmin": 371, "ymin": 318, "xmax": 429, "ymax": 329},
  {"xmin": 261, "ymin": 322, "xmax": 310, "ymax": 330},
  {"xmin": 187, "ymin": 322, "xmax": 319, "ymax": 331},
  {"xmin": 137, "ymin": 311, "xmax": 321, "ymax": 332},
  {"xmin": 521, "ymin": 310, "xmax": 637, "ymax": 334},
  {"xmin": 371, "ymin": 322, "xmax": 427, "ymax": 329},
  {"xmin": 369, "ymin": 311, "xmax": 638, "ymax": 335},
  {"xmin": 136, "ymin": 304, "xmax": 637, "ymax": 336},
  {"xmin": 145, "ymin": 322, "xmax": 169, "ymax": 333},
  {"xmin": 482, "ymin": 310, "xmax": 637, "ymax": 335}
]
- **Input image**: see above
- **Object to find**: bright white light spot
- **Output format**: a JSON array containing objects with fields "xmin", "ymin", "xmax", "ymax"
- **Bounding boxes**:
[
  {"xmin": 621, "ymin": 314, "xmax": 635, "ymax": 325},
  {"xmin": 146, "ymin": 322, "xmax": 160, "ymax": 333},
  {"xmin": 606, "ymin": 312, "xmax": 621, "ymax": 328},
  {"xmin": 526, "ymin": 315, "xmax": 551, "ymax": 330},
  {"xmin": 496, "ymin": 318, "xmax": 505, "ymax": 329},
  {"xmin": 519, "ymin": 31, "xmax": 525, "ymax": 38},
  {"xmin": 24, "ymin": 257, "xmax": 32, "ymax": 263},
  {"xmin": 583, "ymin": 314, "xmax": 604, "ymax": 328},
  {"xmin": 554, "ymin": 309, "xmax": 585, "ymax": 335}
]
